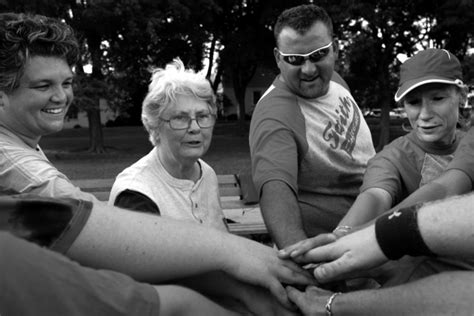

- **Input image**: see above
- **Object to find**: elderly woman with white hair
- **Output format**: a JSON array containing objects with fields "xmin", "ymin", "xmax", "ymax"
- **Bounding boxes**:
[{"xmin": 109, "ymin": 59, "xmax": 227, "ymax": 231}]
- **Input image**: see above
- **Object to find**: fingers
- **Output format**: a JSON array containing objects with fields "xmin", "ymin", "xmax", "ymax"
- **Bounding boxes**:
[
  {"xmin": 285, "ymin": 286, "xmax": 303, "ymax": 308},
  {"xmin": 278, "ymin": 234, "xmax": 337, "ymax": 262},
  {"xmin": 268, "ymin": 279, "xmax": 294, "ymax": 309},
  {"xmin": 279, "ymin": 259, "xmax": 316, "ymax": 285},
  {"xmin": 313, "ymin": 253, "xmax": 357, "ymax": 282}
]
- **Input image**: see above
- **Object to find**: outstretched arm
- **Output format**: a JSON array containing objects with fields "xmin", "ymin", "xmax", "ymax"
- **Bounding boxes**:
[
  {"xmin": 394, "ymin": 169, "xmax": 471, "ymax": 210},
  {"xmin": 283, "ymin": 192, "xmax": 474, "ymax": 283},
  {"xmin": 337, "ymin": 187, "xmax": 392, "ymax": 229},
  {"xmin": 260, "ymin": 180, "xmax": 308, "ymax": 248},
  {"xmin": 67, "ymin": 202, "xmax": 314, "ymax": 308}
]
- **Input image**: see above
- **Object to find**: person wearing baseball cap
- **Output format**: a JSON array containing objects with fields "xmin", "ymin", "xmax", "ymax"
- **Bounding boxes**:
[
  {"xmin": 326, "ymin": 47, "xmax": 469, "ymax": 234},
  {"xmin": 281, "ymin": 48, "xmax": 471, "ymax": 297}
]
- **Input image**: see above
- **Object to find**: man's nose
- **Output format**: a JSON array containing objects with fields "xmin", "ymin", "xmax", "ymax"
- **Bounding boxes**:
[{"xmin": 301, "ymin": 59, "xmax": 317, "ymax": 75}]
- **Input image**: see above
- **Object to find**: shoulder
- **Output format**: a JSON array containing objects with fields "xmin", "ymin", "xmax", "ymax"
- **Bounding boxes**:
[
  {"xmin": 251, "ymin": 78, "xmax": 304, "ymax": 134},
  {"xmin": 255, "ymin": 77, "xmax": 302, "ymax": 117},
  {"xmin": 198, "ymin": 160, "xmax": 218, "ymax": 178},
  {"xmin": 374, "ymin": 133, "xmax": 416, "ymax": 161},
  {"xmin": 330, "ymin": 71, "xmax": 350, "ymax": 91}
]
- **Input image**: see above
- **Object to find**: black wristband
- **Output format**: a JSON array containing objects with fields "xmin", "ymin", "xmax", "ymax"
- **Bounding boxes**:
[{"xmin": 375, "ymin": 204, "xmax": 436, "ymax": 260}]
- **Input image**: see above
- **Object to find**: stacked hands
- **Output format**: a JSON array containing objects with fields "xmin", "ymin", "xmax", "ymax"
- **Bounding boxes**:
[{"xmin": 277, "ymin": 225, "xmax": 389, "ymax": 314}]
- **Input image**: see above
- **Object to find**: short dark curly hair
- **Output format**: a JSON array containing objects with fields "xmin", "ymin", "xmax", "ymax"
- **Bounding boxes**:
[
  {"xmin": 0, "ymin": 12, "xmax": 80, "ymax": 92},
  {"xmin": 273, "ymin": 4, "xmax": 333, "ymax": 47}
]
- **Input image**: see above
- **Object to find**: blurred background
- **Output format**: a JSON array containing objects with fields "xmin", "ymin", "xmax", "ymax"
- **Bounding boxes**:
[{"xmin": 1, "ymin": 0, "xmax": 473, "ymax": 175}]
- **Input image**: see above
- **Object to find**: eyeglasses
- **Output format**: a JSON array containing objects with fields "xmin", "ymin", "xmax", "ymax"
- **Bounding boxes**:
[
  {"xmin": 278, "ymin": 42, "xmax": 333, "ymax": 66},
  {"xmin": 159, "ymin": 113, "xmax": 216, "ymax": 130}
]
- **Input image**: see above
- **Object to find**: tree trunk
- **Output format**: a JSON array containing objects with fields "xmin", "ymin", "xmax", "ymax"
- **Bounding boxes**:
[
  {"xmin": 86, "ymin": 31, "xmax": 106, "ymax": 153},
  {"xmin": 232, "ymin": 64, "xmax": 257, "ymax": 136},
  {"xmin": 206, "ymin": 35, "xmax": 216, "ymax": 81},
  {"xmin": 87, "ymin": 105, "xmax": 106, "ymax": 153},
  {"xmin": 376, "ymin": 51, "xmax": 392, "ymax": 151}
]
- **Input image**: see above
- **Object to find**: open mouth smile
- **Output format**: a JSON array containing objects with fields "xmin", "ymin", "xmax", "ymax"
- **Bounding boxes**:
[{"xmin": 41, "ymin": 108, "xmax": 65, "ymax": 115}]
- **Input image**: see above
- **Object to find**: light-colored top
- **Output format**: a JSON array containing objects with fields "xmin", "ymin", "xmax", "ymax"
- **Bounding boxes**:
[
  {"xmin": 0, "ymin": 125, "xmax": 97, "ymax": 202},
  {"xmin": 109, "ymin": 147, "xmax": 226, "ymax": 231},
  {"xmin": 250, "ymin": 76, "xmax": 375, "ymax": 232}
]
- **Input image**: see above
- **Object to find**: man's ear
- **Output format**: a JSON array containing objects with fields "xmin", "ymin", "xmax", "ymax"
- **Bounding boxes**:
[{"xmin": 273, "ymin": 47, "xmax": 281, "ymax": 66}]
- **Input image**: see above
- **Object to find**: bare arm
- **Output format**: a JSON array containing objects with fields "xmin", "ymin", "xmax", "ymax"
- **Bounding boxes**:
[
  {"xmin": 338, "ymin": 188, "xmax": 392, "ymax": 228},
  {"xmin": 260, "ymin": 180, "xmax": 307, "ymax": 248},
  {"xmin": 395, "ymin": 169, "xmax": 472, "ymax": 210},
  {"xmin": 279, "ymin": 188, "xmax": 392, "ymax": 259},
  {"xmin": 352, "ymin": 169, "xmax": 472, "ymax": 230},
  {"xmin": 286, "ymin": 192, "xmax": 474, "ymax": 283},
  {"xmin": 155, "ymin": 285, "xmax": 239, "ymax": 316},
  {"xmin": 175, "ymin": 272, "xmax": 298, "ymax": 316},
  {"xmin": 418, "ymin": 192, "xmax": 474, "ymax": 257},
  {"xmin": 66, "ymin": 203, "xmax": 314, "ymax": 308},
  {"xmin": 287, "ymin": 271, "xmax": 474, "ymax": 316}
]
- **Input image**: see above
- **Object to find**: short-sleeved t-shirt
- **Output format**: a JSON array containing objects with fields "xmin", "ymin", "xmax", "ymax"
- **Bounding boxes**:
[
  {"xmin": 250, "ymin": 75, "xmax": 376, "ymax": 233},
  {"xmin": 446, "ymin": 126, "xmax": 474, "ymax": 184},
  {"xmin": 0, "ymin": 125, "xmax": 98, "ymax": 202},
  {"xmin": 0, "ymin": 232, "xmax": 160, "ymax": 316},
  {"xmin": 361, "ymin": 130, "xmax": 463, "ymax": 205},
  {"xmin": 0, "ymin": 196, "xmax": 93, "ymax": 254}
]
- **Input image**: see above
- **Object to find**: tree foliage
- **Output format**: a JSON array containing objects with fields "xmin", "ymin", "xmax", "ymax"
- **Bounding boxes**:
[{"xmin": 1, "ymin": 0, "xmax": 472, "ymax": 148}]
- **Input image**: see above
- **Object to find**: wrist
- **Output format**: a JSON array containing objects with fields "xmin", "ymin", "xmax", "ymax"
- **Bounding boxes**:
[{"xmin": 375, "ymin": 205, "xmax": 436, "ymax": 260}]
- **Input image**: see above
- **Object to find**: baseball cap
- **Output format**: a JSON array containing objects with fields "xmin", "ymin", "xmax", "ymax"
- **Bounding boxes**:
[{"xmin": 394, "ymin": 48, "xmax": 464, "ymax": 102}]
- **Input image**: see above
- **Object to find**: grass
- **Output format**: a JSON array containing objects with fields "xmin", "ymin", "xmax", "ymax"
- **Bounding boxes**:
[
  {"xmin": 40, "ymin": 119, "xmax": 408, "ymax": 180},
  {"xmin": 40, "ymin": 123, "xmax": 252, "ymax": 180}
]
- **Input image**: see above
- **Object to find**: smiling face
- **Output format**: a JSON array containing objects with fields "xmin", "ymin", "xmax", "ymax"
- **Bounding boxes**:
[
  {"xmin": 403, "ymin": 83, "xmax": 460, "ymax": 145},
  {"xmin": 274, "ymin": 21, "xmax": 335, "ymax": 99},
  {"xmin": 158, "ymin": 95, "xmax": 214, "ymax": 169},
  {"xmin": 0, "ymin": 56, "xmax": 73, "ymax": 144}
]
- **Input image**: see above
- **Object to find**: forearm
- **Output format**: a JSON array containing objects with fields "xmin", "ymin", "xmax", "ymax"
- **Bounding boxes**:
[
  {"xmin": 260, "ymin": 180, "xmax": 307, "ymax": 248},
  {"xmin": 418, "ymin": 192, "xmax": 474, "ymax": 257},
  {"xmin": 155, "ymin": 285, "xmax": 238, "ymax": 316},
  {"xmin": 173, "ymin": 271, "xmax": 245, "ymax": 300},
  {"xmin": 338, "ymin": 188, "xmax": 392, "ymax": 228},
  {"xmin": 67, "ymin": 204, "xmax": 240, "ymax": 282},
  {"xmin": 332, "ymin": 271, "xmax": 474, "ymax": 316},
  {"xmin": 384, "ymin": 169, "xmax": 472, "ymax": 215},
  {"xmin": 174, "ymin": 272, "xmax": 293, "ymax": 316}
]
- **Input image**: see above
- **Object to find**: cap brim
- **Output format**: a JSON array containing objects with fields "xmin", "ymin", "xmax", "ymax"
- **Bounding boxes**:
[{"xmin": 394, "ymin": 76, "xmax": 463, "ymax": 102}]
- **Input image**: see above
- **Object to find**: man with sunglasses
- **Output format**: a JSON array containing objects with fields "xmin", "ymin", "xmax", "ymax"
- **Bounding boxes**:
[{"xmin": 249, "ymin": 4, "xmax": 375, "ymax": 248}]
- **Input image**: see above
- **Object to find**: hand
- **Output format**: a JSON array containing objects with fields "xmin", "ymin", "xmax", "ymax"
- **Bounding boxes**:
[
  {"xmin": 293, "ymin": 225, "xmax": 388, "ymax": 283},
  {"xmin": 237, "ymin": 283, "xmax": 302, "ymax": 316},
  {"xmin": 220, "ymin": 235, "xmax": 315, "ymax": 309},
  {"xmin": 278, "ymin": 233, "xmax": 337, "ymax": 264},
  {"xmin": 286, "ymin": 285, "xmax": 333, "ymax": 316},
  {"xmin": 156, "ymin": 285, "xmax": 241, "ymax": 316}
]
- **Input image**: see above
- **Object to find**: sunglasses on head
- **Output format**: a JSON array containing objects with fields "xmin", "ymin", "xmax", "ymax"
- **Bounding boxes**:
[{"xmin": 278, "ymin": 42, "xmax": 333, "ymax": 66}]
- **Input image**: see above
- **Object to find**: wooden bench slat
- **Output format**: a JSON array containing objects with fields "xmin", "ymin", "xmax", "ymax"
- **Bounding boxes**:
[
  {"xmin": 72, "ymin": 178, "xmax": 115, "ymax": 189},
  {"xmin": 219, "ymin": 187, "xmax": 242, "ymax": 197},
  {"xmin": 228, "ymin": 223, "xmax": 267, "ymax": 235}
]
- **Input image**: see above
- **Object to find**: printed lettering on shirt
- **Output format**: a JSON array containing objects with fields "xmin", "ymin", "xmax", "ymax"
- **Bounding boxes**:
[{"xmin": 322, "ymin": 96, "xmax": 361, "ymax": 159}]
